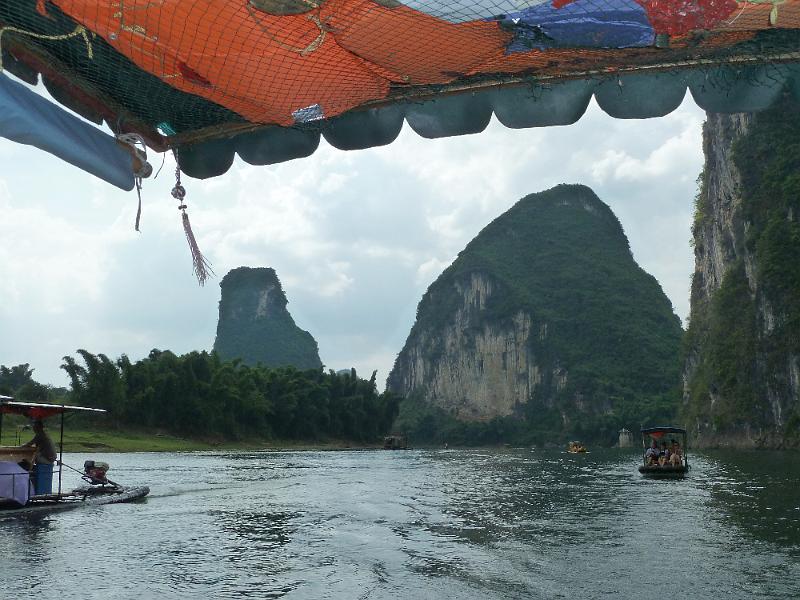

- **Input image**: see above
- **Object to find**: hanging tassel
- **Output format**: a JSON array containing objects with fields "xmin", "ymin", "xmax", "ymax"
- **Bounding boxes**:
[
  {"xmin": 181, "ymin": 208, "xmax": 213, "ymax": 286},
  {"xmin": 171, "ymin": 161, "xmax": 213, "ymax": 286}
]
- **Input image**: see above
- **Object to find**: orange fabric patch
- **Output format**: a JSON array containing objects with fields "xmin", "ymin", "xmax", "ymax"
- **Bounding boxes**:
[
  {"xmin": 322, "ymin": 0, "xmax": 510, "ymax": 84},
  {"xmin": 53, "ymin": 0, "xmax": 392, "ymax": 125},
  {"xmin": 50, "ymin": 0, "xmax": 799, "ymax": 126}
]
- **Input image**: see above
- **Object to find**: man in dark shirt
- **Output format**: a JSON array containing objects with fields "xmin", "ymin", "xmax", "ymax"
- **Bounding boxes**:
[
  {"xmin": 24, "ymin": 420, "xmax": 57, "ymax": 463},
  {"xmin": 24, "ymin": 420, "xmax": 58, "ymax": 494}
]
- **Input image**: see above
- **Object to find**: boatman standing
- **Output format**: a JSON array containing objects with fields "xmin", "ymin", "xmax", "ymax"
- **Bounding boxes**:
[{"xmin": 23, "ymin": 420, "xmax": 58, "ymax": 495}]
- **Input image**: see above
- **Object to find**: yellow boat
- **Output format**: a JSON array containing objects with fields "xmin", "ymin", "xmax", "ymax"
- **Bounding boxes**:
[{"xmin": 567, "ymin": 441, "xmax": 588, "ymax": 453}]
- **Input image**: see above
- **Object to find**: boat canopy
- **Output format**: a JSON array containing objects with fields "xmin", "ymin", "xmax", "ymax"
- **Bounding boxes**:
[
  {"xmin": 641, "ymin": 426, "xmax": 687, "ymax": 440},
  {"xmin": 0, "ymin": 1, "xmax": 798, "ymax": 181},
  {"xmin": 641, "ymin": 426, "xmax": 687, "ymax": 434},
  {"xmin": 0, "ymin": 399, "xmax": 106, "ymax": 420}
]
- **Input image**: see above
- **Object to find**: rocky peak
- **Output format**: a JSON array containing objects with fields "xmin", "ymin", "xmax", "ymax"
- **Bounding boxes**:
[
  {"xmin": 213, "ymin": 267, "xmax": 322, "ymax": 370},
  {"xmin": 683, "ymin": 95, "xmax": 800, "ymax": 447},
  {"xmin": 389, "ymin": 184, "xmax": 683, "ymax": 442},
  {"xmin": 692, "ymin": 112, "xmax": 752, "ymax": 304}
]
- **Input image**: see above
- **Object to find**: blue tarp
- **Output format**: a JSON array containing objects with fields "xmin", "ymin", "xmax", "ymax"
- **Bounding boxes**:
[
  {"xmin": 499, "ymin": 0, "xmax": 655, "ymax": 52},
  {"xmin": 0, "ymin": 73, "xmax": 135, "ymax": 191},
  {"xmin": 403, "ymin": 0, "xmax": 550, "ymax": 23}
]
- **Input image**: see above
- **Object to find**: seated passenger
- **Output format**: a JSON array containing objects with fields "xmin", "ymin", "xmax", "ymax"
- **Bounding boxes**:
[
  {"xmin": 658, "ymin": 442, "xmax": 670, "ymax": 466},
  {"xmin": 670, "ymin": 440, "xmax": 683, "ymax": 466},
  {"xmin": 645, "ymin": 440, "xmax": 659, "ymax": 465}
]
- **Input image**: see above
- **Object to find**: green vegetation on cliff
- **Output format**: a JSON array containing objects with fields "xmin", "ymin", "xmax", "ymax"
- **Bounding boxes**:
[
  {"xmin": 392, "ymin": 184, "xmax": 684, "ymax": 445},
  {"xmin": 684, "ymin": 95, "xmax": 800, "ymax": 439},
  {"xmin": 213, "ymin": 267, "xmax": 322, "ymax": 370}
]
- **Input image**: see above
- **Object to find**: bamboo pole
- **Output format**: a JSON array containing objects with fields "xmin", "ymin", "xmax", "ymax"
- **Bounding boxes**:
[{"xmin": 58, "ymin": 408, "xmax": 64, "ymax": 498}]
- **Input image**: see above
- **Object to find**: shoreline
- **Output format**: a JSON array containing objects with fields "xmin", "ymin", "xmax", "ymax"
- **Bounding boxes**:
[
  {"xmin": 4, "ymin": 423, "xmax": 797, "ymax": 453},
  {"xmin": 1, "ymin": 423, "xmax": 382, "ymax": 453}
]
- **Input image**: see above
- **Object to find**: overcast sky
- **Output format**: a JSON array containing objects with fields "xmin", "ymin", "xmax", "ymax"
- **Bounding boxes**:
[{"xmin": 0, "ymin": 77, "xmax": 705, "ymax": 389}]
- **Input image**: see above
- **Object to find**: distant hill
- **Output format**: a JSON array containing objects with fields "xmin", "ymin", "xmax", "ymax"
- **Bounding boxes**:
[
  {"xmin": 213, "ymin": 267, "xmax": 322, "ymax": 370},
  {"xmin": 388, "ymin": 184, "xmax": 683, "ymax": 445}
]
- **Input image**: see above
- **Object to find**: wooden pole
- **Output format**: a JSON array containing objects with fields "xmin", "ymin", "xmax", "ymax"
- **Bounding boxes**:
[
  {"xmin": 683, "ymin": 431, "xmax": 688, "ymax": 468},
  {"xmin": 641, "ymin": 432, "xmax": 647, "ymax": 465},
  {"xmin": 58, "ymin": 407, "xmax": 65, "ymax": 497}
]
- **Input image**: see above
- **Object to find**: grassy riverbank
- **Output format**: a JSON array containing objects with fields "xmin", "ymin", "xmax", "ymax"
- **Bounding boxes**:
[{"xmin": 1, "ymin": 419, "xmax": 380, "ymax": 452}]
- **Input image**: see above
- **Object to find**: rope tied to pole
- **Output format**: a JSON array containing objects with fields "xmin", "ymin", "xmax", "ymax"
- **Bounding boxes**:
[
  {"xmin": 246, "ymin": 3, "xmax": 328, "ymax": 56},
  {"xmin": 117, "ymin": 133, "xmax": 152, "ymax": 232},
  {"xmin": 738, "ymin": 0, "xmax": 787, "ymax": 26},
  {"xmin": 0, "ymin": 24, "xmax": 94, "ymax": 73}
]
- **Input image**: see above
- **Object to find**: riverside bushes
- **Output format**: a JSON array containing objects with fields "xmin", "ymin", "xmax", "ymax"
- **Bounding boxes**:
[{"xmin": 57, "ymin": 350, "xmax": 400, "ymax": 442}]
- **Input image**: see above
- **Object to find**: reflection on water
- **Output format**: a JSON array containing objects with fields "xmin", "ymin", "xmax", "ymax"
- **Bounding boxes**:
[
  {"xmin": 701, "ymin": 450, "xmax": 800, "ymax": 552},
  {"xmin": 0, "ymin": 449, "xmax": 798, "ymax": 599}
]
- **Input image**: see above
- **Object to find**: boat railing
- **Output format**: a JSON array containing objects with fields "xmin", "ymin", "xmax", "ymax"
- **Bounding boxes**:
[{"xmin": 0, "ymin": 446, "xmax": 37, "ymax": 464}]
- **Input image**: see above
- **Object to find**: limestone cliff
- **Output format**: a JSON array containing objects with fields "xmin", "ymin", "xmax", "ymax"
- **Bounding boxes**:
[
  {"xmin": 683, "ymin": 95, "xmax": 800, "ymax": 448},
  {"xmin": 213, "ymin": 267, "xmax": 322, "ymax": 370},
  {"xmin": 388, "ymin": 184, "xmax": 683, "ymax": 443}
]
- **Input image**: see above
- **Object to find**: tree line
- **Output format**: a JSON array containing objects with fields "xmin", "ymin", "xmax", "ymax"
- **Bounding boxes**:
[
  {"xmin": 0, "ymin": 363, "xmax": 64, "ymax": 404},
  {"xmin": 3, "ymin": 351, "xmax": 401, "ymax": 443}
]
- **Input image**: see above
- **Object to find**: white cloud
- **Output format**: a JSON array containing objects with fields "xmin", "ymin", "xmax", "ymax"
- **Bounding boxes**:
[
  {"xmin": 318, "ymin": 172, "xmax": 353, "ymax": 195},
  {"xmin": 315, "ymin": 263, "xmax": 355, "ymax": 298},
  {"xmin": 0, "ymin": 187, "xmax": 131, "ymax": 315},
  {"xmin": 590, "ymin": 120, "xmax": 702, "ymax": 183},
  {"xmin": 589, "ymin": 150, "xmax": 627, "ymax": 184},
  {"xmin": 416, "ymin": 256, "xmax": 454, "ymax": 286}
]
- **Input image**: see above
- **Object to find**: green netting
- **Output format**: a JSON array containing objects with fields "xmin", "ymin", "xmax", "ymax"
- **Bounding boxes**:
[{"xmin": 0, "ymin": 3, "xmax": 244, "ymax": 137}]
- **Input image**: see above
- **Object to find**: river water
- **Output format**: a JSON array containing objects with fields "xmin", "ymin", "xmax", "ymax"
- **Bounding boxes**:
[{"xmin": 1, "ymin": 449, "xmax": 798, "ymax": 599}]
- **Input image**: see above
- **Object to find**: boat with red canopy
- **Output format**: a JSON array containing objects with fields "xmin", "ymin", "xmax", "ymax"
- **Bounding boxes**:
[
  {"xmin": 638, "ymin": 426, "xmax": 689, "ymax": 479},
  {"xmin": 0, "ymin": 396, "xmax": 149, "ymax": 514}
]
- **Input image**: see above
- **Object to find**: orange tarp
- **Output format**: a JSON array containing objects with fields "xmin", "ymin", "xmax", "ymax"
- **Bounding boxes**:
[
  {"xmin": 51, "ymin": 0, "xmax": 509, "ymax": 125},
  {"xmin": 50, "ymin": 1, "xmax": 799, "ymax": 126},
  {"xmin": 52, "ymin": 0, "xmax": 388, "ymax": 124},
  {"xmin": 323, "ymin": 0, "xmax": 508, "ymax": 84}
]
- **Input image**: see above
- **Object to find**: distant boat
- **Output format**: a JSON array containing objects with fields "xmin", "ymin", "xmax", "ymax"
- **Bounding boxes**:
[
  {"xmin": 638, "ymin": 426, "xmax": 689, "ymax": 479},
  {"xmin": 0, "ymin": 397, "xmax": 149, "ymax": 514},
  {"xmin": 383, "ymin": 434, "xmax": 408, "ymax": 450},
  {"xmin": 567, "ymin": 441, "xmax": 588, "ymax": 453}
]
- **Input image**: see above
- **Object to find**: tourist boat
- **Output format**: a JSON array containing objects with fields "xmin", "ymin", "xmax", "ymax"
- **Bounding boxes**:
[
  {"xmin": 0, "ymin": 396, "xmax": 149, "ymax": 514},
  {"xmin": 638, "ymin": 426, "xmax": 689, "ymax": 479},
  {"xmin": 567, "ymin": 441, "xmax": 588, "ymax": 453},
  {"xmin": 383, "ymin": 434, "xmax": 408, "ymax": 450}
]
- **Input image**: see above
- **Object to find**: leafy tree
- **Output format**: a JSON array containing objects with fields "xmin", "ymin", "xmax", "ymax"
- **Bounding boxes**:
[
  {"xmin": 0, "ymin": 364, "xmax": 35, "ymax": 392},
  {"xmin": 58, "ymin": 349, "xmax": 399, "ymax": 443}
]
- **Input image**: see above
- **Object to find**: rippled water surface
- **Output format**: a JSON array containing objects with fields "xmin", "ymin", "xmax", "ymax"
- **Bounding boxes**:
[{"xmin": 1, "ymin": 449, "xmax": 798, "ymax": 599}]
